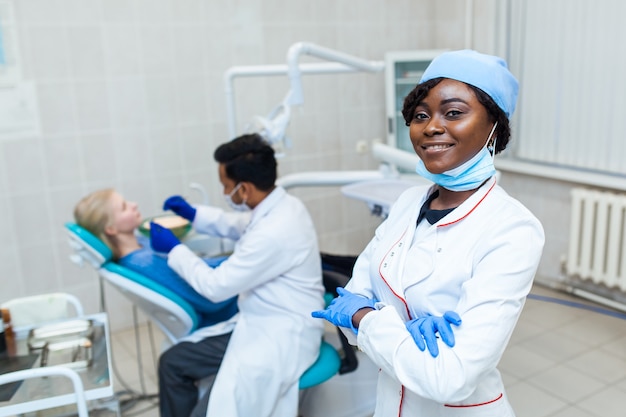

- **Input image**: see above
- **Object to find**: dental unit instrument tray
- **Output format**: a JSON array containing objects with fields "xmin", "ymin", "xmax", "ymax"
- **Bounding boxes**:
[{"xmin": 27, "ymin": 319, "xmax": 94, "ymax": 369}]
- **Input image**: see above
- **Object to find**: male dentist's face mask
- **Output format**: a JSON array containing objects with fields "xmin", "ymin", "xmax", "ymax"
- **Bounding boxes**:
[
  {"xmin": 224, "ymin": 183, "xmax": 250, "ymax": 211},
  {"xmin": 415, "ymin": 122, "xmax": 498, "ymax": 192}
]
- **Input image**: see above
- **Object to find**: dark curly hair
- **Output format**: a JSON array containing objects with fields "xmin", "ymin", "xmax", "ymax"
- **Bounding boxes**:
[
  {"xmin": 400, "ymin": 78, "xmax": 511, "ymax": 154},
  {"xmin": 213, "ymin": 133, "xmax": 277, "ymax": 191}
]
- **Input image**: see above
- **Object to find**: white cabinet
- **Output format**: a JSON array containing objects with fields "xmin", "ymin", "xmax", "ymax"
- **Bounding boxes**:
[{"xmin": 384, "ymin": 50, "xmax": 445, "ymax": 153}]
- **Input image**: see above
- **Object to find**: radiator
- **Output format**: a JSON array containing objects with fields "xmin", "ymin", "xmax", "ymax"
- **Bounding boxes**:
[{"xmin": 565, "ymin": 188, "xmax": 626, "ymax": 292}]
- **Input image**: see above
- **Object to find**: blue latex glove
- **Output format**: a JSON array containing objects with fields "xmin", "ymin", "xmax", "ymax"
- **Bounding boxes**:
[
  {"xmin": 163, "ymin": 195, "xmax": 197, "ymax": 222},
  {"xmin": 311, "ymin": 287, "xmax": 375, "ymax": 334},
  {"xmin": 406, "ymin": 311, "xmax": 462, "ymax": 358},
  {"xmin": 150, "ymin": 222, "xmax": 181, "ymax": 253}
]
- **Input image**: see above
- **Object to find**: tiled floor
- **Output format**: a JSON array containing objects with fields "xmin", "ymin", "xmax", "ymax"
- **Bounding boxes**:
[
  {"xmin": 500, "ymin": 285, "xmax": 626, "ymax": 417},
  {"xmin": 107, "ymin": 284, "xmax": 626, "ymax": 417}
]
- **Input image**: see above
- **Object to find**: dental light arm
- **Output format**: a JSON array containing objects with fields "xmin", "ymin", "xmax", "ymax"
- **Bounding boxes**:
[
  {"xmin": 371, "ymin": 142, "xmax": 421, "ymax": 172},
  {"xmin": 276, "ymin": 142, "xmax": 422, "ymax": 190},
  {"xmin": 276, "ymin": 169, "xmax": 390, "ymax": 190},
  {"xmin": 224, "ymin": 62, "xmax": 361, "ymax": 140},
  {"xmin": 285, "ymin": 42, "xmax": 386, "ymax": 107},
  {"xmin": 225, "ymin": 42, "xmax": 385, "ymax": 149}
]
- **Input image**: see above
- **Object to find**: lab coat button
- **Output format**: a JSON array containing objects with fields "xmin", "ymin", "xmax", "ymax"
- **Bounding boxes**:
[{"xmin": 437, "ymin": 248, "xmax": 442, "ymax": 252}]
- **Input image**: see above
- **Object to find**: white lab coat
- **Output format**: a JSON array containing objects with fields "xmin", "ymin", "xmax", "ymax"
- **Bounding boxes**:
[
  {"xmin": 168, "ymin": 187, "xmax": 325, "ymax": 417},
  {"xmin": 343, "ymin": 177, "xmax": 544, "ymax": 416}
]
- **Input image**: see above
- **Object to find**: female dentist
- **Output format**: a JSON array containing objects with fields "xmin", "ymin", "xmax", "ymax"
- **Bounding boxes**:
[{"xmin": 313, "ymin": 50, "xmax": 545, "ymax": 416}]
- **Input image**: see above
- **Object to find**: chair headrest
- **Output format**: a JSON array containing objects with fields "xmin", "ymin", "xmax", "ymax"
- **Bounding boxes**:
[{"xmin": 65, "ymin": 222, "xmax": 113, "ymax": 268}]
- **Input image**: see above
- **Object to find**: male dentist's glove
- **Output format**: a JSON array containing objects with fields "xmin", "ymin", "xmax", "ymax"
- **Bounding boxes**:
[
  {"xmin": 311, "ymin": 287, "xmax": 375, "ymax": 334},
  {"xmin": 406, "ymin": 311, "xmax": 462, "ymax": 358},
  {"xmin": 150, "ymin": 222, "xmax": 181, "ymax": 253},
  {"xmin": 163, "ymin": 195, "xmax": 197, "ymax": 222}
]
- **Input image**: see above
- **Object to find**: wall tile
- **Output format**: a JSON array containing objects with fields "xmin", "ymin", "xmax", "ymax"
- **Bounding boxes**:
[
  {"xmin": 0, "ymin": 246, "xmax": 24, "ymax": 303},
  {"xmin": 74, "ymin": 81, "xmax": 111, "ymax": 131},
  {"xmin": 203, "ymin": 1, "xmax": 237, "ymax": 25},
  {"xmin": 2, "ymin": 138, "xmax": 46, "ymax": 193},
  {"xmin": 0, "ymin": 144, "xmax": 8, "ymax": 194},
  {"xmin": 49, "ymin": 186, "xmax": 87, "ymax": 238},
  {"xmin": 144, "ymin": 76, "xmax": 177, "ymax": 126},
  {"xmin": 139, "ymin": 25, "xmax": 176, "ymax": 76},
  {"xmin": 205, "ymin": 75, "xmax": 226, "ymax": 122},
  {"xmin": 148, "ymin": 126, "xmax": 183, "ymax": 176},
  {"xmin": 24, "ymin": 26, "xmax": 71, "ymax": 80},
  {"xmin": 15, "ymin": 0, "xmax": 66, "ymax": 24},
  {"xmin": 113, "ymin": 129, "xmax": 152, "ymax": 179},
  {"xmin": 0, "ymin": 197, "xmax": 17, "ymax": 246},
  {"xmin": 311, "ymin": 0, "xmax": 339, "ymax": 22},
  {"xmin": 103, "ymin": 24, "xmax": 141, "ymax": 76},
  {"xmin": 42, "ymin": 135, "xmax": 83, "ymax": 188},
  {"xmin": 171, "ymin": 0, "xmax": 204, "ymax": 23},
  {"xmin": 79, "ymin": 132, "xmax": 118, "ymax": 184},
  {"xmin": 172, "ymin": 25, "xmax": 207, "ymax": 76},
  {"xmin": 175, "ymin": 76, "xmax": 209, "ymax": 125},
  {"xmin": 11, "ymin": 192, "xmax": 53, "ymax": 246},
  {"xmin": 178, "ymin": 123, "xmax": 216, "ymax": 172},
  {"xmin": 101, "ymin": 0, "xmax": 137, "ymax": 23},
  {"xmin": 37, "ymin": 82, "xmax": 78, "ymax": 134},
  {"xmin": 68, "ymin": 26, "xmax": 106, "ymax": 79},
  {"xmin": 133, "ymin": 0, "xmax": 172, "ymax": 23},
  {"xmin": 63, "ymin": 0, "xmax": 104, "ymax": 24},
  {"xmin": 312, "ymin": 109, "xmax": 341, "ymax": 154},
  {"xmin": 108, "ymin": 78, "xmax": 148, "ymax": 129},
  {"xmin": 63, "ymin": 279, "xmax": 102, "ymax": 316},
  {"xmin": 19, "ymin": 243, "xmax": 60, "ymax": 294}
]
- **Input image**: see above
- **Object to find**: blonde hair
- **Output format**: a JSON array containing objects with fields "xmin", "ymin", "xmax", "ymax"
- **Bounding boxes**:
[{"xmin": 73, "ymin": 188, "xmax": 117, "ymax": 256}]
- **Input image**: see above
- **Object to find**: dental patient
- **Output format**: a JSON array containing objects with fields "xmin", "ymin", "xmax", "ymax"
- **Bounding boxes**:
[
  {"xmin": 74, "ymin": 188, "xmax": 238, "ymax": 328},
  {"xmin": 73, "ymin": 188, "xmax": 238, "ymax": 414}
]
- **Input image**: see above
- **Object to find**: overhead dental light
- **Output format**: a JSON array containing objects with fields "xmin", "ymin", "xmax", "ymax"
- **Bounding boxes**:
[{"xmin": 245, "ymin": 100, "xmax": 292, "ymax": 156}]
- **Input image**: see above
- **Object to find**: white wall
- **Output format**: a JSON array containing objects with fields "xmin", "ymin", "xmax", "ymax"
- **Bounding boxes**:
[{"xmin": 0, "ymin": 0, "xmax": 502, "ymax": 330}]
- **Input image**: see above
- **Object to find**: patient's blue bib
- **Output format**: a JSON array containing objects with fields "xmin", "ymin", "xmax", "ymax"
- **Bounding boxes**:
[{"xmin": 119, "ymin": 246, "xmax": 237, "ymax": 328}]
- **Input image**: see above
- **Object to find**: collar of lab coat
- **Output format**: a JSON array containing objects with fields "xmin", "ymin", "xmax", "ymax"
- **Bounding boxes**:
[
  {"xmin": 432, "ymin": 176, "xmax": 497, "ymax": 228},
  {"xmin": 380, "ymin": 176, "xmax": 497, "ymax": 296},
  {"xmin": 248, "ymin": 186, "xmax": 286, "ymax": 228}
]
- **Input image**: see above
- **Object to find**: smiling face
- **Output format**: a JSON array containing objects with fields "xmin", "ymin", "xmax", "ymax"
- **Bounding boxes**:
[{"xmin": 409, "ymin": 79, "xmax": 495, "ymax": 174}]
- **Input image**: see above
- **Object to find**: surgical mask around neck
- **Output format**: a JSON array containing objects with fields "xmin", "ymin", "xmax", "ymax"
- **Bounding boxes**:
[
  {"xmin": 415, "ymin": 123, "xmax": 498, "ymax": 192},
  {"xmin": 224, "ymin": 183, "xmax": 250, "ymax": 212}
]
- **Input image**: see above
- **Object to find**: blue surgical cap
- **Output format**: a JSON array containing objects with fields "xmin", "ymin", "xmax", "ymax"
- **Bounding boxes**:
[{"xmin": 420, "ymin": 49, "xmax": 519, "ymax": 118}]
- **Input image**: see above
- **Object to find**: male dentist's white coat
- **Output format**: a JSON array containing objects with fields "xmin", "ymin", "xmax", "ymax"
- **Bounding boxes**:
[{"xmin": 168, "ymin": 187, "xmax": 324, "ymax": 417}]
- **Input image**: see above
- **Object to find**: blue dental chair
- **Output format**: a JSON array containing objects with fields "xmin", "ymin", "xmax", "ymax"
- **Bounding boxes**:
[
  {"xmin": 64, "ymin": 222, "xmax": 354, "ymax": 393},
  {"xmin": 65, "ymin": 222, "xmax": 198, "ymax": 343}
]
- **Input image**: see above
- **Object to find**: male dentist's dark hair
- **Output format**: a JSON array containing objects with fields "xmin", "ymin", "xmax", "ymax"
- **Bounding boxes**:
[{"xmin": 214, "ymin": 133, "xmax": 277, "ymax": 191}]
